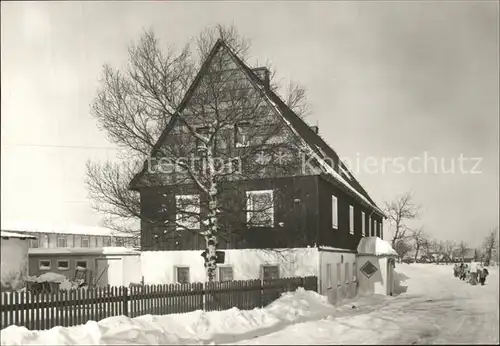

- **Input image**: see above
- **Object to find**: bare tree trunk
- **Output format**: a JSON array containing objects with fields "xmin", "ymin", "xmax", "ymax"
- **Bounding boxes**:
[
  {"xmin": 205, "ymin": 147, "xmax": 218, "ymax": 282},
  {"xmin": 414, "ymin": 244, "xmax": 420, "ymax": 262}
]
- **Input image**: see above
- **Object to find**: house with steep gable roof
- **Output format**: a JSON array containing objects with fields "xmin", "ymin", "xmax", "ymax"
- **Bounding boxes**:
[{"xmin": 130, "ymin": 39, "xmax": 386, "ymax": 304}]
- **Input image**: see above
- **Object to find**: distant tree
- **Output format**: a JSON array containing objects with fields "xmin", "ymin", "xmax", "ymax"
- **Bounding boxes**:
[
  {"xmin": 443, "ymin": 240, "xmax": 458, "ymax": 262},
  {"xmin": 394, "ymin": 238, "xmax": 412, "ymax": 262},
  {"xmin": 410, "ymin": 227, "xmax": 429, "ymax": 262},
  {"xmin": 482, "ymin": 227, "xmax": 499, "ymax": 266},
  {"xmin": 457, "ymin": 241, "xmax": 468, "ymax": 259},
  {"xmin": 384, "ymin": 192, "xmax": 421, "ymax": 248}
]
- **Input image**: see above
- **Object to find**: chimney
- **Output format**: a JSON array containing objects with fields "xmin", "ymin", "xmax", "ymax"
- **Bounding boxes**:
[
  {"xmin": 252, "ymin": 67, "xmax": 270, "ymax": 88},
  {"xmin": 310, "ymin": 125, "xmax": 319, "ymax": 134}
]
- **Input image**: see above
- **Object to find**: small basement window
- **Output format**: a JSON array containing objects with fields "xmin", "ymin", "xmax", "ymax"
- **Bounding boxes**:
[
  {"xmin": 57, "ymin": 260, "xmax": 70, "ymax": 271},
  {"xmin": 219, "ymin": 266, "xmax": 234, "ymax": 282},
  {"xmin": 39, "ymin": 260, "xmax": 51, "ymax": 271},
  {"xmin": 262, "ymin": 265, "xmax": 279, "ymax": 281},
  {"xmin": 176, "ymin": 267, "xmax": 190, "ymax": 284},
  {"xmin": 76, "ymin": 260, "xmax": 88, "ymax": 270}
]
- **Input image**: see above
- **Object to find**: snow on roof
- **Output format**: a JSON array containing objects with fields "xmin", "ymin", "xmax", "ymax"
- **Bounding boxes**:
[
  {"xmin": 1, "ymin": 221, "xmax": 133, "ymax": 238},
  {"xmin": 29, "ymin": 247, "xmax": 140, "ymax": 256},
  {"xmin": 1, "ymin": 231, "xmax": 37, "ymax": 240},
  {"xmin": 357, "ymin": 237, "xmax": 398, "ymax": 256}
]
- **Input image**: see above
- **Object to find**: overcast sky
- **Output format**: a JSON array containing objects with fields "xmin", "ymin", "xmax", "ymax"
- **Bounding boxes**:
[{"xmin": 1, "ymin": 1, "xmax": 498, "ymax": 247}]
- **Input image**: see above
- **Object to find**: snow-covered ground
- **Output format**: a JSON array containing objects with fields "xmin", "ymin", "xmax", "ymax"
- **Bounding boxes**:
[{"xmin": 1, "ymin": 264, "xmax": 498, "ymax": 345}]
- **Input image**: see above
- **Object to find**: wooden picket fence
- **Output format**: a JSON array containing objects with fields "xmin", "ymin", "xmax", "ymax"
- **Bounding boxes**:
[{"xmin": 1, "ymin": 276, "xmax": 317, "ymax": 330}]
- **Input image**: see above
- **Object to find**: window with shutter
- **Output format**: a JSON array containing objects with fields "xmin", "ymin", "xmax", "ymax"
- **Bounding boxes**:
[
  {"xmin": 349, "ymin": 206, "xmax": 354, "ymax": 234},
  {"xmin": 176, "ymin": 194, "xmax": 200, "ymax": 230},
  {"xmin": 332, "ymin": 195, "xmax": 338, "ymax": 229},
  {"xmin": 246, "ymin": 190, "xmax": 274, "ymax": 227},
  {"xmin": 361, "ymin": 211, "xmax": 366, "ymax": 236}
]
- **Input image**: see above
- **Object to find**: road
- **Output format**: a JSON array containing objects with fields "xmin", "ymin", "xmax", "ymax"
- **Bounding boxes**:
[{"xmin": 232, "ymin": 264, "xmax": 499, "ymax": 345}]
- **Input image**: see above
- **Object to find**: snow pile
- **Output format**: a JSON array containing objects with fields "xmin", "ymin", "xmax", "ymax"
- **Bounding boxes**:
[
  {"xmin": 357, "ymin": 237, "xmax": 398, "ymax": 256},
  {"xmin": 25, "ymin": 272, "xmax": 80, "ymax": 291},
  {"xmin": 0, "ymin": 288, "xmax": 333, "ymax": 345}
]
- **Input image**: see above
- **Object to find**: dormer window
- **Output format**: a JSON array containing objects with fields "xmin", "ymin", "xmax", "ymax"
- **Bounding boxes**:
[{"xmin": 235, "ymin": 122, "xmax": 250, "ymax": 148}]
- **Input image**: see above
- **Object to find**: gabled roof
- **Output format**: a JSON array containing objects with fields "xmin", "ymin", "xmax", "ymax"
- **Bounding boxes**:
[{"xmin": 129, "ymin": 39, "xmax": 385, "ymax": 216}]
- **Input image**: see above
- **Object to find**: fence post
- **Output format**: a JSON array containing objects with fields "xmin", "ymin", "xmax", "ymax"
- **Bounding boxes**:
[{"xmin": 122, "ymin": 287, "xmax": 129, "ymax": 317}]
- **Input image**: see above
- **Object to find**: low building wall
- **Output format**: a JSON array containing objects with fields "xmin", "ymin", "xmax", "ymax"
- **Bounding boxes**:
[
  {"xmin": 317, "ymin": 247, "xmax": 357, "ymax": 305},
  {"xmin": 356, "ymin": 255, "xmax": 391, "ymax": 296},
  {"xmin": 140, "ymin": 248, "xmax": 319, "ymax": 284}
]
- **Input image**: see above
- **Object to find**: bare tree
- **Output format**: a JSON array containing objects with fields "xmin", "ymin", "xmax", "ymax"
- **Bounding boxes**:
[
  {"xmin": 457, "ymin": 241, "xmax": 468, "ymax": 260},
  {"xmin": 394, "ymin": 238, "xmax": 412, "ymax": 262},
  {"xmin": 482, "ymin": 227, "xmax": 499, "ymax": 266},
  {"xmin": 384, "ymin": 192, "xmax": 421, "ymax": 248},
  {"xmin": 87, "ymin": 24, "xmax": 314, "ymax": 281},
  {"xmin": 410, "ymin": 227, "xmax": 429, "ymax": 262}
]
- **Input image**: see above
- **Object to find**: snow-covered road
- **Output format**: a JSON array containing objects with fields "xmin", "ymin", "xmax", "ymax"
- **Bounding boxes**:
[
  {"xmin": 2, "ymin": 264, "xmax": 498, "ymax": 345},
  {"xmin": 231, "ymin": 264, "xmax": 499, "ymax": 345}
]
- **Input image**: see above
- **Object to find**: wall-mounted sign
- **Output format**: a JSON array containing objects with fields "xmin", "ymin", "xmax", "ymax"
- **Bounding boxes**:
[{"xmin": 360, "ymin": 261, "xmax": 378, "ymax": 279}]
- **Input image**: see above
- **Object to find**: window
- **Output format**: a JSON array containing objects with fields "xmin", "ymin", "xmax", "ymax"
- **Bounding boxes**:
[
  {"xmin": 219, "ymin": 266, "xmax": 234, "ymax": 282},
  {"xmin": 39, "ymin": 260, "xmax": 51, "ymax": 270},
  {"xmin": 176, "ymin": 194, "xmax": 200, "ymax": 230},
  {"xmin": 380, "ymin": 222, "xmax": 384, "ymax": 239},
  {"xmin": 361, "ymin": 212, "xmax": 366, "ymax": 237},
  {"xmin": 336, "ymin": 263, "xmax": 342, "ymax": 286},
  {"xmin": 246, "ymin": 190, "xmax": 274, "ymax": 227},
  {"xmin": 29, "ymin": 237, "xmax": 39, "ymax": 248},
  {"xmin": 115, "ymin": 237, "xmax": 124, "ymax": 247},
  {"xmin": 76, "ymin": 260, "xmax": 87, "ymax": 269},
  {"xmin": 81, "ymin": 237, "xmax": 90, "ymax": 248},
  {"xmin": 349, "ymin": 205, "xmax": 354, "ymax": 235},
  {"xmin": 326, "ymin": 263, "xmax": 332, "ymax": 288},
  {"xmin": 331, "ymin": 195, "xmax": 338, "ymax": 229},
  {"xmin": 103, "ymin": 237, "xmax": 111, "ymax": 247},
  {"xmin": 353, "ymin": 262, "xmax": 357, "ymax": 282},
  {"xmin": 368, "ymin": 217, "xmax": 372, "ymax": 236},
  {"xmin": 94, "ymin": 237, "xmax": 99, "ymax": 247},
  {"xmin": 262, "ymin": 265, "xmax": 279, "ymax": 280},
  {"xmin": 235, "ymin": 122, "xmax": 250, "ymax": 147},
  {"xmin": 345, "ymin": 262, "xmax": 350, "ymax": 284},
  {"xmin": 196, "ymin": 127, "xmax": 209, "ymax": 151},
  {"xmin": 176, "ymin": 267, "xmax": 190, "ymax": 284},
  {"xmin": 57, "ymin": 236, "xmax": 67, "ymax": 248},
  {"xmin": 57, "ymin": 260, "xmax": 69, "ymax": 271}
]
